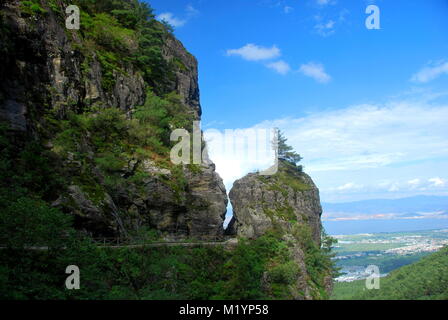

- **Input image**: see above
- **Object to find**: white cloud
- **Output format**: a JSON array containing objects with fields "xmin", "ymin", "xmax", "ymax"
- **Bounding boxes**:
[
  {"xmin": 226, "ymin": 44, "xmax": 281, "ymax": 61},
  {"xmin": 313, "ymin": 9, "xmax": 348, "ymax": 37},
  {"xmin": 284, "ymin": 6, "xmax": 294, "ymax": 14},
  {"xmin": 408, "ymin": 179, "xmax": 420, "ymax": 185},
  {"xmin": 266, "ymin": 60, "xmax": 291, "ymax": 75},
  {"xmin": 157, "ymin": 5, "xmax": 199, "ymax": 28},
  {"xmin": 186, "ymin": 4, "xmax": 200, "ymax": 16},
  {"xmin": 336, "ymin": 183, "xmax": 363, "ymax": 191},
  {"xmin": 388, "ymin": 178, "xmax": 446, "ymax": 192},
  {"xmin": 387, "ymin": 184, "xmax": 400, "ymax": 192},
  {"xmin": 316, "ymin": 0, "xmax": 335, "ymax": 6},
  {"xmin": 204, "ymin": 128, "xmax": 277, "ymax": 190},
  {"xmin": 206, "ymin": 91, "xmax": 448, "ymax": 201},
  {"xmin": 408, "ymin": 178, "xmax": 421, "ymax": 189},
  {"xmin": 429, "ymin": 177, "xmax": 447, "ymax": 187},
  {"xmin": 252, "ymin": 99, "xmax": 448, "ymax": 174},
  {"xmin": 298, "ymin": 62, "xmax": 331, "ymax": 83},
  {"xmin": 411, "ymin": 61, "xmax": 448, "ymax": 83},
  {"xmin": 314, "ymin": 19, "xmax": 335, "ymax": 37},
  {"xmin": 322, "ymin": 177, "xmax": 448, "ymax": 197},
  {"xmin": 157, "ymin": 13, "xmax": 186, "ymax": 27},
  {"xmin": 338, "ymin": 8, "xmax": 349, "ymax": 22},
  {"xmin": 385, "ymin": 178, "xmax": 448, "ymax": 192}
]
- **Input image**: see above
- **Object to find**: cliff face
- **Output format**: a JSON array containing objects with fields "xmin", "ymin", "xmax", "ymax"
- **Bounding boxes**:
[
  {"xmin": 162, "ymin": 36, "xmax": 201, "ymax": 119},
  {"xmin": 0, "ymin": 1, "xmax": 335, "ymax": 300},
  {"xmin": 228, "ymin": 161, "xmax": 331, "ymax": 299},
  {"xmin": 0, "ymin": 0, "xmax": 201, "ymax": 128},
  {"xmin": 0, "ymin": 0, "xmax": 227, "ymax": 238},
  {"xmin": 228, "ymin": 161, "xmax": 322, "ymax": 242}
]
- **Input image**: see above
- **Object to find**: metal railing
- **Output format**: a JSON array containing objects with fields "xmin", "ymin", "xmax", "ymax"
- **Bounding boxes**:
[
  {"xmin": 0, "ymin": 233, "xmax": 235, "ymax": 250},
  {"xmin": 90, "ymin": 236, "xmax": 228, "ymax": 246}
]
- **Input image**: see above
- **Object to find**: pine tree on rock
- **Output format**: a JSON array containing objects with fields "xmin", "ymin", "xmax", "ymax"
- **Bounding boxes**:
[{"xmin": 276, "ymin": 129, "xmax": 303, "ymax": 170}]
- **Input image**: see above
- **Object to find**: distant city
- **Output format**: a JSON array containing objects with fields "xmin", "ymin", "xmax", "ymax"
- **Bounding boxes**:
[{"xmin": 333, "ymin": 229, "xmax": 448, "ymax": 282}]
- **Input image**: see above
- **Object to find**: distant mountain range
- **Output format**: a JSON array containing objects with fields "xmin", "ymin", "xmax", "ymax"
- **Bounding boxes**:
[{"xmin": 322, "ymin": 195, "xmax": 448, "ymax": 220}]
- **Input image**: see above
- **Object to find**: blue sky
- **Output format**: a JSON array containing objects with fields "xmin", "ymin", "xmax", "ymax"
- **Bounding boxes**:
[{"xmin": 147, "ymin": 0, "xmax": 448, "ymax": 203}]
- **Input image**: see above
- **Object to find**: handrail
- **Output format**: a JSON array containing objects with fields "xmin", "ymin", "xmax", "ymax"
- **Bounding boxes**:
[
  {"xmin": 90, "ymin": 236, "xmax": 228, "ymax": 246},
  {"xmin": 0, "ymin": 235, "xmax": 235, "ymax": 249}
]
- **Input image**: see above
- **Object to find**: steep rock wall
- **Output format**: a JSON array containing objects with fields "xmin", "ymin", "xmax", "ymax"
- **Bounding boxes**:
[
  {"xmin": 228, "ymin": 161, "xmax": 322, "ymax": 243},
  {"xmin": 0, "ymin": 0, "xmax": 227, "ymax": 238},
  {"xmin": 228, "ymin": 160, "xmax": 331, "ymax": 299}
]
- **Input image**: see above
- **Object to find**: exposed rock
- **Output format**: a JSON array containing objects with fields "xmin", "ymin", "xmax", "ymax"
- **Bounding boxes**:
[
  {"xmin": 228, "ymin": 160, "xmax": 329, "ymax": 299},
  {"xmin": 131, "ymin": 162, "xmax": 228, "ymax": 239},
  {"xmin": 1, "ymin": 99, "xmax": 27, "ymax": 131},
  {"xmin": 228, "ymin": 161, "xmax": 322, "ymax": 244},
  {"xmin": 184, "ymin": 163, "xmax": 228, "ymax": 237},
  {"xmin": 224, "ymin": 215, "xmax": 236, "ymax": 236},
  {"xmin": 111, "ymin": 68, "xmax": 146, "ymax": 111},
  {"xmin": 0, "ymin": 1, "xmax": 155, "ymax": 127},
  {"xmin": 0, "ymin": 0, "xmax": 201, "ymax": 125},
  {"xmin": 0, "ymin": 0, "xmax": 228, "ymax": 239},
  {"xmin": 162, "ymin": 35, "xmax": 201, "ymax": 118},
  {"xmin": 52, "ymin": 185, "xmax": 126, "ymax": 237},
  {"xmin": 141, "ymin": 160, "xmax": 171, "ymax": 176}
]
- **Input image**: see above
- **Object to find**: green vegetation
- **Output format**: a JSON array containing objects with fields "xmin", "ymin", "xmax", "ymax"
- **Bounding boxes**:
[
  {"xmin": 277, "ymin": 129, "xmax": 302, "ymax": 169},
  {"xmin": 258, "ymin": 131, "xmax": 310, "ymax": 193},
  {"xmin": 276, "ymin": 169, "xmax": 310, "ymax": 192},
  {"xmin": 41, "ymin": 88, "xmax": 193, "ymax": 205},
  {"xmin": 0, "ymin": 0, "xmax": 337, "ymax": 300},
  {"xmin": 293, "ymin": 225, "xmax": 338, "ymax": 299},
  {"xmin": 331, "ymin": 279, "xmax": 367, "ymax": 300},
  {"xmin": 264, "ymin": 205, "xmax": 297, "ymax": 223},
  {"xmin": 336, "ymin": 251, "xmax": 430, "ymax": 274},
  {"xmin": 0, "ymin": 123, "xmax": 64, "ymax": 204},
  {"xmin": 20, "ymin": 0, "xmax": 47, "ymax": 16},
  {"xmin": 359, "ymin": 246, "xmax": 448, "ymax": 300},
  {"xmin": 0, "ymin": 0, "xmax": 189, "ymax": 207},
  {"xmin": 219, "ymin": 233, "xmax": 297, "ymax": 299},
  {"xmin": 332, "ymin": 246, "xmax": 448, "ymax": 300},
  {"xmin": 0, "ymin": 121, "xmax": 335, "ymax": 299},
  {"xmin": 72, "ymin": 0, "xmax": 176, "ymax": 94},
  {"xmin": 0, "ymin": 217, "xmax": 332, "ymax": 300},
  {"xmin": 0, "ymin": 131, "xmax": 333, "ymax": 300}
]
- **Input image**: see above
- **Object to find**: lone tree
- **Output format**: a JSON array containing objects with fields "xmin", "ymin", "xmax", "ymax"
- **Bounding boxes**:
[{"xmin": 276, "ymin": 129, "xmax": 303, "ymax": 168}]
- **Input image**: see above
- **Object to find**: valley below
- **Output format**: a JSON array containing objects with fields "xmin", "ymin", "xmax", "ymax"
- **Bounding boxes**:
[{"xmin": 332, "ymin": 228, "xmax": 448, "ymax": 282}]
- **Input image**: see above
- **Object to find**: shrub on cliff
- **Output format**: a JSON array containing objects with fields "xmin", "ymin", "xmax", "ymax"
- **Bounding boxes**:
[{"xmin": 74, "ymin": 0, "xmax": 174, "ymax": 95}]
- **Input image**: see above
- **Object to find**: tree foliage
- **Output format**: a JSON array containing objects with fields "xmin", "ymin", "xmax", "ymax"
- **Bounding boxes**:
[
  {"xmin": 74, "ymin": 0, "xmax": 175, "ymax": 94},
  {"xmin": 276, "ymin": 129, "xmax": 303, "ymax": 168}
]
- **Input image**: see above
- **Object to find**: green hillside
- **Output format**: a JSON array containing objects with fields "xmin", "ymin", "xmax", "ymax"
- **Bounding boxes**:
[{"xmin": 332, "ymin": 246, "xmax": 448, "ymax": 300}]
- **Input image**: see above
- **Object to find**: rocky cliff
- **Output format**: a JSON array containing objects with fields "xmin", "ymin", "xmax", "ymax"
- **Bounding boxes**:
[
  {"xmin": 227, "ymin": 160, "xmax": 332, "ymax": 299},
  {"xmin": 0, "ymin": 0, "xmax": 335, "ymax": 300},
  {"xmin": 228, "ymin": 161, "xmax": 322, "ymax": 242},
  {"xmin": 0, "ymin": 0, "xmax": 227, "ymax": 238}
]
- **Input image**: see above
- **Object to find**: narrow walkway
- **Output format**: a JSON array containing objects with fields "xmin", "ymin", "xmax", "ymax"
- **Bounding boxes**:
[
  {"xmin": 0, "ymin": 238, "xmax": 238, "ymax": 251},
  {"xmin": 101, "ymin": 239, "xmax": 237, "ymax": 249}
]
